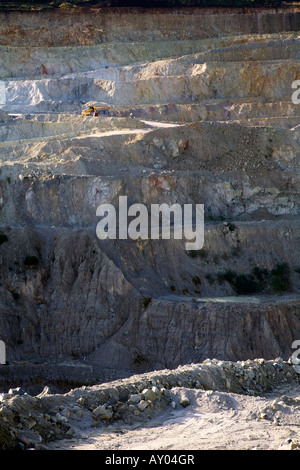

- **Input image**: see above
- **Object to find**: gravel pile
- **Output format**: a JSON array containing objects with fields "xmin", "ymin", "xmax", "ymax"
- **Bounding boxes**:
[{"xmin": 1, "ymin": 357, "xmax": 299, "ymax": 450}]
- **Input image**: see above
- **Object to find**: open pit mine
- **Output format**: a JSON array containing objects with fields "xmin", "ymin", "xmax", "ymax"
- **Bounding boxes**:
[{"xmin": 0, "ymin": 1, "xmax": 300, "ymax": 451}]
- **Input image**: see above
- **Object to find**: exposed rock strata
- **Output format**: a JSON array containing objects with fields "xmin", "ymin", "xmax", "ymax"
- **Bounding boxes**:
[{"xmin": 0, "ymin": 6, "xmax": 299, "ymax": 386}]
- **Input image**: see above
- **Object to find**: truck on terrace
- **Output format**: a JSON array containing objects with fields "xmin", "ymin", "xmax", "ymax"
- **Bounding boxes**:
[{"xmin": 81, "ymin": 102, "xmax": 111, "ymax": 116}]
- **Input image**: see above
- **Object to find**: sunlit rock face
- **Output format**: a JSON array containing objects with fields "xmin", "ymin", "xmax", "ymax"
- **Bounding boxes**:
[{"xmin": 0, "ymin": 5, "xmax": 299, "ymax": 381}]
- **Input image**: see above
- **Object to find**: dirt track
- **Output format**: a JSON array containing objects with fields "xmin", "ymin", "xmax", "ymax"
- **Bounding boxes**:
[{"xmin": 45, "ymin": 384, "xmax": 300, "ymax": 450}]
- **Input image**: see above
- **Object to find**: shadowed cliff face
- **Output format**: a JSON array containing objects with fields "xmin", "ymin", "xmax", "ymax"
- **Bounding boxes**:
[
  {"xmin": 0, "ymin": 6, "xmax": 299, "ymax": 384},
  {"xmin": 0, "ymin": 225, "xmax": 300, "ymax": 370}
]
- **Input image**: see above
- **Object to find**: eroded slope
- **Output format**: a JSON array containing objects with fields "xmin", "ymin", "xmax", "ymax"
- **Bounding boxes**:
[{"xmin": 0, "ymin": 6, "xmax": 299, "ymax": 385}]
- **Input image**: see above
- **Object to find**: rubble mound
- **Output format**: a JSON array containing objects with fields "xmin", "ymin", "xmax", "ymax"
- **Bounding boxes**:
[
  {"xmin": 0, "ymin": 5, "xmax": 299, "ymax": 419},
  {"xmin": 1, "ymin": 358, "xmax": 300, "ymax": 450}
]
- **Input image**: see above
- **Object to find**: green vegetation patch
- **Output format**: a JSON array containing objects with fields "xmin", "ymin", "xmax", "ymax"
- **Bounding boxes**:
[
  {"xmin": 23, "ymin": 255, "xmax": 40, "ymax": 268},
  {"xmin": 270, "ymin": 263, "xmax": 291, "ymax": 294},
  {"xmin": 213, "ymin": 263, "xmax": 291, "ymax": 295},
  {"xmin": 142, "ymin": 296, "xmax": 152, "ymax": 309},
  {"xmin": 0, "ymin": 233, "xmax": 8, "ymax": 245}
]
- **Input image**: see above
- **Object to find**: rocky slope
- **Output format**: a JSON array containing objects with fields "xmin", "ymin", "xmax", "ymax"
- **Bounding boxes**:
[{"xmin": 0, "ymin": 5, "xmax": 299, "ymax": 395}]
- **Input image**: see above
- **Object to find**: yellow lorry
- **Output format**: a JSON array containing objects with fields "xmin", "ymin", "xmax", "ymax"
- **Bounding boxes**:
[{"xmin": 81, "ymin": 102, "xmax": 111, "ymax": 116}]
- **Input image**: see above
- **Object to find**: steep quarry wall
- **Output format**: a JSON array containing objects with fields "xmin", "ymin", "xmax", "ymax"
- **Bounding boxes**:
[
  {"xmin": 0, "ymin": 6, "xmax": 299, "ymax": 390},
  {"xmin": 1, "ymin": 7, "xmax": 299, "ymax": 47}
]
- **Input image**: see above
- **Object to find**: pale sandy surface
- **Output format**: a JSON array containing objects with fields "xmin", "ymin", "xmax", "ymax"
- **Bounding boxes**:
[{"xmin": 45, "ymin": 383, "xmax": 300, "ymax": 451}]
